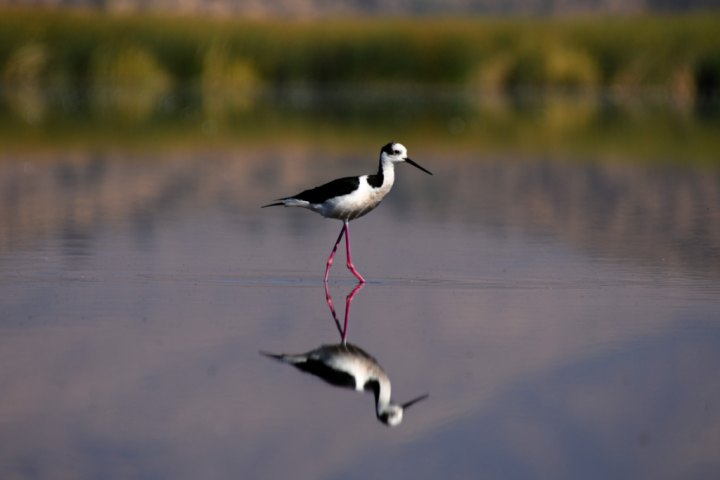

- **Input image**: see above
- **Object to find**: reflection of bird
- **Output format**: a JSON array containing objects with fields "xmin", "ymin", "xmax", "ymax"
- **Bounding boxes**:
[
  {"xmin": 261, "ymin": 344, "xmax": 428, "ymax": 426},
  {"xmin": 262, "ymin": 142, "xmax": 432, "ymax": 283}
]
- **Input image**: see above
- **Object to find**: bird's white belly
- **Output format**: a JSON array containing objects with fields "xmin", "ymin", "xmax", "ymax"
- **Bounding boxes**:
[
  {"xmin": 327, "ymin": 355, "xmax": 374, "ymax": 391},
  {"xmin": 317, "ymin": 181, "xmax": 390, "ymax": 221}
]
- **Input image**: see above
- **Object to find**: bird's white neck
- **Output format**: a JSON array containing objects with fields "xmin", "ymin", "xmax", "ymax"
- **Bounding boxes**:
[
  {"xmin": 375, "ymin": 377, "xmax": 392, "ymax": 416},
  {"xmin": 375, "ymin": 157, "xmax": 396, "ymax": 191}
]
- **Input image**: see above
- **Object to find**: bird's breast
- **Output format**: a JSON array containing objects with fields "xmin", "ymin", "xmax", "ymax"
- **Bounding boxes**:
[{"xmin": 318, "ymin": 178, "xmax": 393, "ymax": 221}]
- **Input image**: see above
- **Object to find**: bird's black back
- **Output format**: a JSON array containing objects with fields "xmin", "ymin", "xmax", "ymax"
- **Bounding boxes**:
[
  {"xmin": 291, "ymin": 360, "xmax": 358, "ymax": 389},
  {"xmin": 290, "ymin": 176, "xmax": 361, "ymax": 205}
]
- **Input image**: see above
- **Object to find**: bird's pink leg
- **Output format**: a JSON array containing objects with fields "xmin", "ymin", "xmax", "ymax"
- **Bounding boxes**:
[
  {"xmin": 324, "ymin": 224, "xmax": 346, "ymax": 282},
  {"xmin": 344, "ymin": 221, "xmax": 365, "ymax": 283}
]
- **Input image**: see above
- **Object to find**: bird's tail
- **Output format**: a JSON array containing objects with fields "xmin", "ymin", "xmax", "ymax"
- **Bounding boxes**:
[
  {"xmin": 262, "ymin": 198, "xmax": 310, "ymax": 209},
  {"xmin": 261, "ymin": 201, "xmax": 285, "ymax": 208},
  {"xmin": 259, "ymin": 351, "xmax": 306, "ymax": 364}
]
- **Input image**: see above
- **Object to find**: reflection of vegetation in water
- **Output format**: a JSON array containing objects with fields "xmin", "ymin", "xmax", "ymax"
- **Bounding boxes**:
[
  {"xmin": 0, "ymin": 86, "xmax": 718, "ymax": 162},
  {"xmin": 1, "ymin": 150, "xmax": 718, "ymax": 278}
]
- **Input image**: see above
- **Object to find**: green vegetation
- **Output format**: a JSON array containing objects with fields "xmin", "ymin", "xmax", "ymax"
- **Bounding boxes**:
[
  {"xmin": 1, "ymin": 9, "xmax": 719, "ymax": 162},
  {"xmin": 90, "ymin": 44, "xmax": 173, "ymax": 120},
  {"xmin": 1, "ymin": 8, "xmax": 720, "ymax": 96}
]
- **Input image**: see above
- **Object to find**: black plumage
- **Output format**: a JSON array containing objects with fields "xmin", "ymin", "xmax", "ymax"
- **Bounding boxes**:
[
  {"xmin": 262, "ymin": 176, "xmax": 361, "ymax": 208},
  {"xmin": 293, "ymin": 177, "xmax": 361, "ymax": 204},
  {"xmin": 261, "ymin": 343, "xmax": 378, "ymax": 390}
]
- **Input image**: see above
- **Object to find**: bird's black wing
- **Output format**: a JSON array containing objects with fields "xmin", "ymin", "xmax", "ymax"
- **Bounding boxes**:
[
  {"xmin": 261, "ymin": 347, "xmax": 358, "ymax": 389},
  {"xmin": 291, "ymin": 176, "xmax": 360, "ymax": 205},
  {"xmin": 292, "ymin": 359, "xmax": 358, "ymax": 389}
]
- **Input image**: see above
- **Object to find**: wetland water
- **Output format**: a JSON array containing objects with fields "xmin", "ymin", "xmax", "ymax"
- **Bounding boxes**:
[{"xmin": 1, "ymin": 93, "xmax": 720, "ymax": 479}]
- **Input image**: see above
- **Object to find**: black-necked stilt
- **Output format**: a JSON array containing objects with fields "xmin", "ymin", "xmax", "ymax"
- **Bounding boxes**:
[
  {"xmin": 261, "ymin": 284, "xmax": 428, "ymax": 426},
  {"xmin": 262, "ymin": 142, "xmax": 432, "ymax": 283}
]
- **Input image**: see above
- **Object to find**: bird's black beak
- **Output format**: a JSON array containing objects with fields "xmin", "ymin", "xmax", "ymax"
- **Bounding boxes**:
[
  {"xmin": 401, "ymin": 393, "xmax": 429, "ymax": 410},
  {"xmin": 405, "ymin": 158, "xmax": 433, "ymax": 175}
]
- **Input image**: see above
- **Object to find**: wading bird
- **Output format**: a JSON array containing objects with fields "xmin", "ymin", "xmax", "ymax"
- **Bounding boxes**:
[{"xmin": 262, "ymin": 142, "xmax": 432, "ymax": 282}]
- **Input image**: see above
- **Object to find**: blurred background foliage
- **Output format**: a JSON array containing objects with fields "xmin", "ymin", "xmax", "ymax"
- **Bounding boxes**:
[
  {"xmin": 0, "ymin": 8, "xmax": 719, "ymax": 160},
  {"xmin": 2, "ymin": 9, "xmax": 719, "ymax": 92}
]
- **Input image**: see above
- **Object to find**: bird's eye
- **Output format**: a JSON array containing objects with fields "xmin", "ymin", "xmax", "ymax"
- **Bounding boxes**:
[{"xmin": 393, "ymin": 150, "xmax": 400, "ymax": 155}]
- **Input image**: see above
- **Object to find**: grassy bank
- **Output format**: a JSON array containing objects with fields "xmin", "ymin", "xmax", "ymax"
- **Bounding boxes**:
[{"xmin": 1, "ymin": 8, "xmax": 720, "ymax": 97}]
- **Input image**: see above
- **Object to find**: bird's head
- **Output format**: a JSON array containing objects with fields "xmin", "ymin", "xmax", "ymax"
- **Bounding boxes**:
[
  {"xmin": 380, "ymin": 142, "xmax": 432, "ymax": 175},
  {"xmin": 377, "ymin": 393, "xmax": 429, "ymax": 427}
]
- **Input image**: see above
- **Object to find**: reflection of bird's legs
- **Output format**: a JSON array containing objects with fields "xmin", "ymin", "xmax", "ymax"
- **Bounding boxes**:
[
  {"xmin": 342, "ymin": 283, "xmax": 364, "ymax": 343},
  {"xmin": 325, "ymin": 282, "xmax": 344, "ymax": 339},
  {"xmin": 325, "ymin": 282, "xmax": 365, "ymax": 344},
  {"xmin": 344, "ymin": 221, "xmax": 365, "ymax": 283},
  {"xmin": 325, "ymin": 224, "xmax": 346, "ymax": 283}
]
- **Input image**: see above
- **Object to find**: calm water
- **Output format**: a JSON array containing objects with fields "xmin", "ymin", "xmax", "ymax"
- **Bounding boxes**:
[{"xmin": 1, "ymin": 95, "xmax": 720, "ymax": 479}]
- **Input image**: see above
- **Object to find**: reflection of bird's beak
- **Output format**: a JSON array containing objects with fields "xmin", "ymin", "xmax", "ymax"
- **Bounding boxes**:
[
  {"xmin": 405, "ymin": 158, "xmax": 433, "ymax": 175},
  {"xmin": 401, "ymin": 393, "xmax": 429, "ymax": 410}
]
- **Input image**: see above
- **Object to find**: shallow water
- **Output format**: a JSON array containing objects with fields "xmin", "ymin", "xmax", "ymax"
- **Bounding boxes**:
[{"xmin": 1, "ymin": 140, "xmax": 720, "ymax": 479}]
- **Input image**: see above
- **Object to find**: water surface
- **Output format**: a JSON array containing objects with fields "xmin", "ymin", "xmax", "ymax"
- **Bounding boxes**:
[{"xmin": 1, "ymin": 95, "xmax": 720, "ymax": 479}]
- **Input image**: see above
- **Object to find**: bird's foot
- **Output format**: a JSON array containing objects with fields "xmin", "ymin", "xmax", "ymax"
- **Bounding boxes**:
[{"xmin": 347, "ymin": 263, "xmax": 365, "ymax": 283}]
